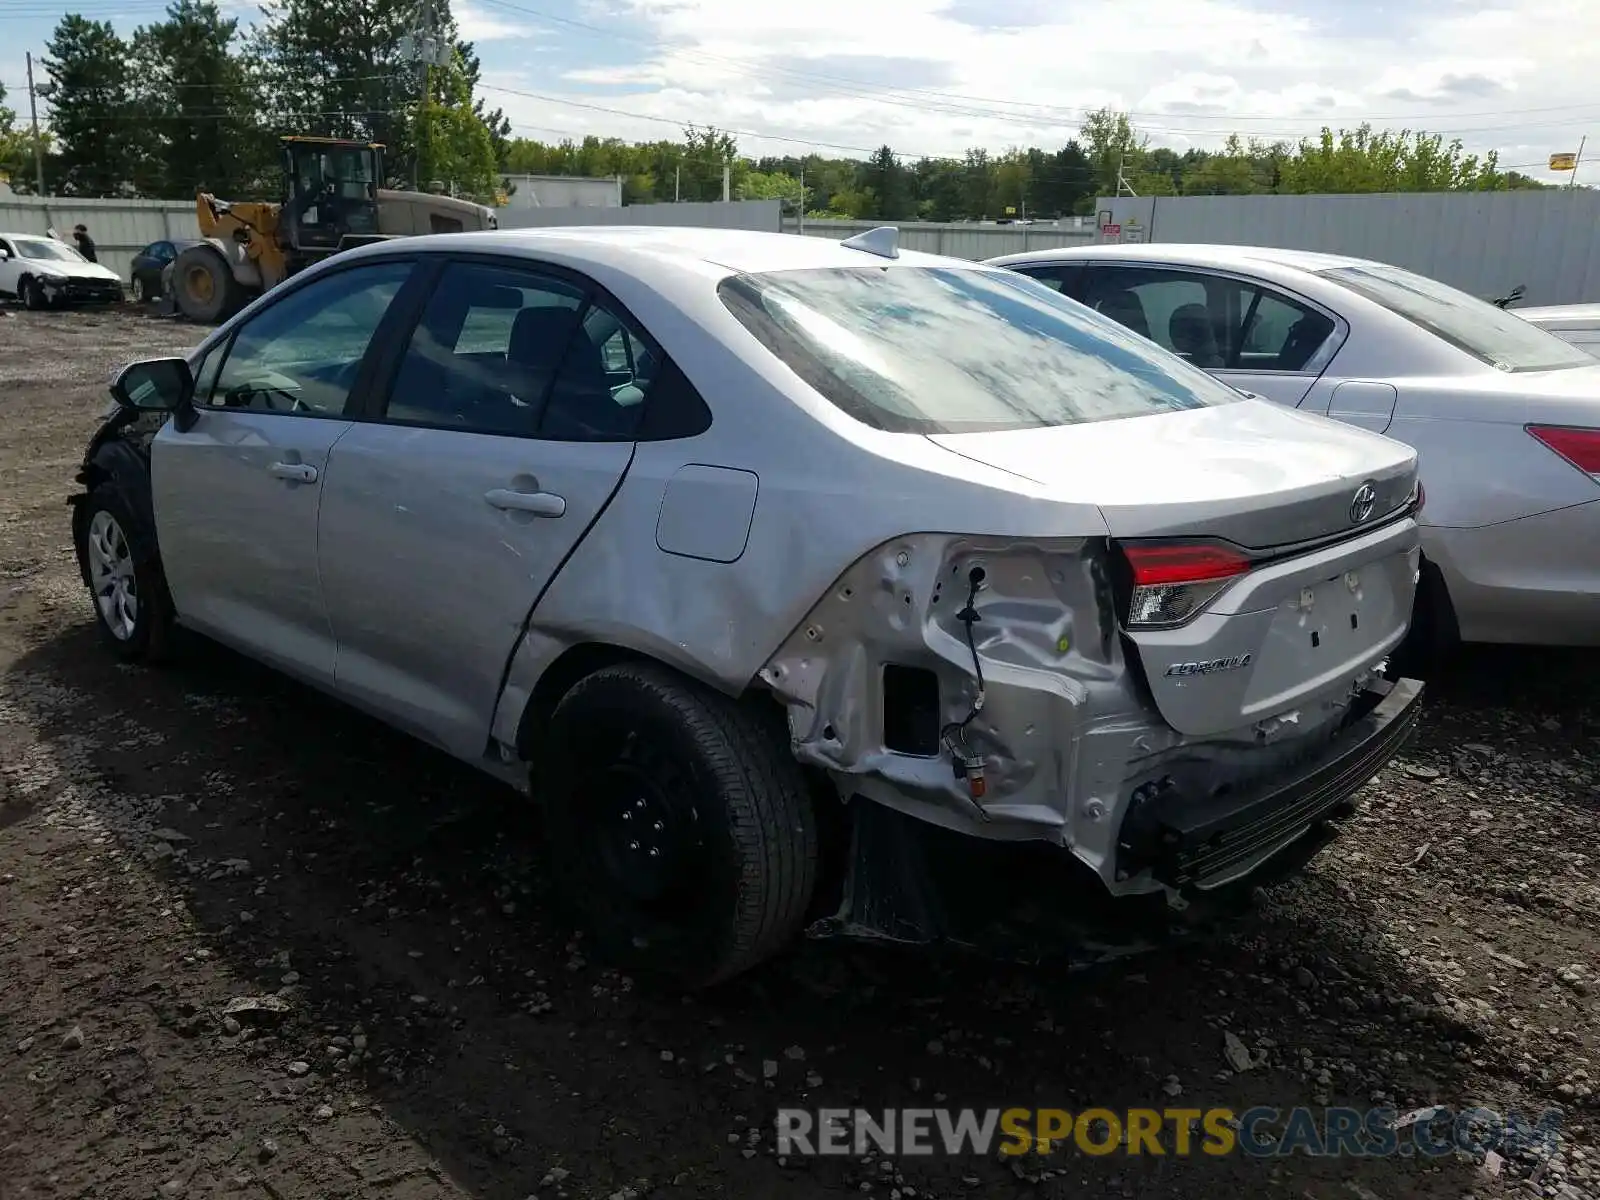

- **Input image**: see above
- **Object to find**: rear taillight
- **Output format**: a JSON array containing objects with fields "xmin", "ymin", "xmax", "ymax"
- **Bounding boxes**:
[
  {"xmin": 1120, "ymin": 542, "xmax": 1252, "ymax": 629},
  {"xmin": 1528, "ymin": 424, "xmax": 1600, "ymax": 478}
]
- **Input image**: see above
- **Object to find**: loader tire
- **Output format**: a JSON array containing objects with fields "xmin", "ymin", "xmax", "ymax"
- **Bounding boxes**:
[{"xmin": 172, "ymin": 246, "xmax": 244, "ymax": 324}]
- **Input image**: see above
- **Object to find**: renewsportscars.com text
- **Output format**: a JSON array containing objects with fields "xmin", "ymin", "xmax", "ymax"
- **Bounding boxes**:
[{"xmin": 775, "ymin": 1105, "xmax": 1563, "ymax": 1159}]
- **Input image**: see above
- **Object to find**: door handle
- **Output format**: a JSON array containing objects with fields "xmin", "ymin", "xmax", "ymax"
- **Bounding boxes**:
[
  {"xmin": 485, "ymin": 488, "xmax": 566, "ymax": 517},
  {"xmin": 268, "ymin": 461, "xmax": 318, "ymax": 484}
]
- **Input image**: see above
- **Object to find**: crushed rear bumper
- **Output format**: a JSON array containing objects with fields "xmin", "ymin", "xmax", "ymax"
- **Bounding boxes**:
[
  {"xmin": 1115, "ymin": 676, "xmax": 1424, "ymax": 891},
  {"xmin": 804, "ymin": 677, "xmax": 1423, "ymax": 962}
]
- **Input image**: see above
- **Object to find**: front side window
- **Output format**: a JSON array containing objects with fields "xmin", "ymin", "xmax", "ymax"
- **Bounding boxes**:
[
  {"xmin": 15, "ymin": 238, "xmax": 86, "ymax": 263},
  {"xmin": 1320, "ymin": 262, "xmax": 1592, "ymax": 373},
  {"xmin": 717, "ymin": 266, "xmax": 1242, "ymax": 434},
  {"xmin": 383, "ymin": 260, "xmax": 663, "ymax": 441},
  {"xmin": 208, "ymin": 261, "xmax": 411, "ymax": 414}
]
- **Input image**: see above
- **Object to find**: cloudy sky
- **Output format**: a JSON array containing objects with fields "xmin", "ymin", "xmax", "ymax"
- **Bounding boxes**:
[{"xmin": 2, "ymin": 0, "xmax": 1597, "ymax": 179}]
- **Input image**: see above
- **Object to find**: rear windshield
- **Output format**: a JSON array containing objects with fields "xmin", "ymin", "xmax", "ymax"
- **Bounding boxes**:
[
  {"xmin": 1319, "ymin": 262, "xmax": 1592, "ymax": 373},
  {"xmin": 717, "ymin": 266, "xmax": 1244, "ymax": 433}
]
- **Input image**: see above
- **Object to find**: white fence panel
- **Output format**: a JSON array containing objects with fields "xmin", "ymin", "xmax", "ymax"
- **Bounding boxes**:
[
  {"xmin": 1094, "ymin": 191, "xmax": 1600, "ymax": 306},
  {"xmin": 795, "ymin": 218, "xmax": 1096, "ymax": 259},
  {"xmin": 497, "ymin": 200, "xmax": 780, "ymax": 232}
]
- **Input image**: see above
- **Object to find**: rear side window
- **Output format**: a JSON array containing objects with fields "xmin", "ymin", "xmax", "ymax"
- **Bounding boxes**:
[
  {"xmin": 1321, "ymin": 263, "xmax": 1593, "ymax": 373},
  {"xmin": 717, "ymin": 266, "xmax": 1243, "ymax": 434},
  {"xmin": 380, "ymin": 260, "xmax": 704, "ymax": 442}
]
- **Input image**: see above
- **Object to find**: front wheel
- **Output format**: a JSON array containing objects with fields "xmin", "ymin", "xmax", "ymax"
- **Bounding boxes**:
[
  {"xmin": 21, "ymin": 277, "xmax": 48, "ymax": 311},
  {"xmin": 131, "ymin": 276, "xmax": 147, "ymax": 303},
  {"xmin": 76, "ymin": 486, "xmax": 174, "ymax": 662},
  {"xmin": 543, "ymin": 664, "xmax": 819, "ymax": 988}
]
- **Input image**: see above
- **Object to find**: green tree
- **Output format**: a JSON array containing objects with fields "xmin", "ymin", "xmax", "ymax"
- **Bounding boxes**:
[
  {"xmin": 253, "ymin": 0, "xmax": 421, "ymax": 183},
  {"xmin": 1277, "ymin": 125, "xmax": 1505, "ymax": 193},
  {"xmin": 132, "ymin": 0, "xmax": 275, "ymax": 199},
  {"xmin": 412, "ymin": 51, "xmax": 497, "ymax": 199},
  {"xmin": 43, "ymin": 15, "xmax": 154, "ymax": 194},
  {"xmin": 863, "ymin": 144, "xmax": 911, "ymax": 219},
  {"xmin": 1079, "ymin": 107, "xmax": 1146, "ymax": 197}
]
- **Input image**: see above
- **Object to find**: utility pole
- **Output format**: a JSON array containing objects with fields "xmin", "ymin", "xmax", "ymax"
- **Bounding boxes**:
[
  {"xmin": 674, "ymin": 163, "xmax": 680, "ymax": 202},
  {"xmin": 401, "ymin": 0, "xmax": 451, "ymax": 190},
  {"xmin": 25, "ymin": 51, "xmax": 46, "ymax": 195},
  {"xmin": 797, "ymin": 167, "xmax": 805, "ymax": 235},
  {"xmin": 1570, "ymin": 135, "xmax": 1587, "ymax": 189}
]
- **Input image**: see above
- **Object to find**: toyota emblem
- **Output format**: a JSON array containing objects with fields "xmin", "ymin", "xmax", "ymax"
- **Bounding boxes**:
[{"xmin": 1349, "ymin": 483, "xmax": 1378, "ymax": 524}]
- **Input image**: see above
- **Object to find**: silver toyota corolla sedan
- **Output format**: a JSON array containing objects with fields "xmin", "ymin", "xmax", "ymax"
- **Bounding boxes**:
[
  {"xmin": 987, "ymin": 244, "xmax": 1600, "ymax": 657},
  {"xmin": 72, "ymin": 227, "xmax": 1423, "ymax": 986}
]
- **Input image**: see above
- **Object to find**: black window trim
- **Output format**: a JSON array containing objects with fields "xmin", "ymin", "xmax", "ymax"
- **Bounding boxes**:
[
  {"xmin": 1079, "ymin": 261, "xmax": 1349, "ymax": 378},
  {"xmin": 198, "ymin": 254, "xmax": 425, "ymax": 421},
  {"xmin": 355, "ymin": 250, "xmax": 712, "ymax": 444},
  {"xmin": 1010, "ymin": 261, "xmax": 1087, "ymax": 302}
]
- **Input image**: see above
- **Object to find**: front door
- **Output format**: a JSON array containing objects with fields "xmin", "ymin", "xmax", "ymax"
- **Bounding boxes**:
[
  {"xmin": 317, "ymin": 257, "xmax": 652, "ymax": 759},
  {"xmin": 150, "ymin": 259, "xmax": 414, "ymax": 686}
]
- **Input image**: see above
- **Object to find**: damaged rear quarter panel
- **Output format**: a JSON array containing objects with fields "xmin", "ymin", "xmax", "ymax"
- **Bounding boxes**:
[{"xmin": 487, "ymin": 306, "xmax": 1128, "ymax": 790}]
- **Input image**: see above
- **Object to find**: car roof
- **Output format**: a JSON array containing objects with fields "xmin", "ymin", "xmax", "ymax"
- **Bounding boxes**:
[
  {"xmin": 361, "ymin": 225, "xmax": 984, "ymax": 277},
  {"xmin": 0, "ymin": 232, "xmax": 59, "ymax": 242},
  {"xmin": 987, "ymin": 242, "xmax": 1372, "ymax": 274}
]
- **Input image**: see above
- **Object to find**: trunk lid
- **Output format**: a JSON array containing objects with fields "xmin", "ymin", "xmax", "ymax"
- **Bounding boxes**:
[{"xmin": 931, "ymin": 401, "xmax": 1422, "ymax": 737}]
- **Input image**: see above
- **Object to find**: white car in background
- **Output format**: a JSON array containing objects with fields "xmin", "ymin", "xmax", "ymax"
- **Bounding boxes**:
[
  {"xmin": 986, "ymin": 244, "xmax": 1600, "ymax": 661},
  {"xmin": 0, "ymin": 231, "xmax": 124, "ymax": 309},
  {"xmin": 1515, "ymin": 303, "xmax": 1600, "ymax": 358}
]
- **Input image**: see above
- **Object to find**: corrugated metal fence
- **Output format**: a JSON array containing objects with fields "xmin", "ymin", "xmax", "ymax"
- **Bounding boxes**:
[
  {"xmin": 1096, "ymin": 191, "xmax": 1600, "ymax": 306},
  {"xmin": 497, "ymin": 199, "xmax": 781, "ymax": 232},
  {"xmin": 0, "ymin": 196, "xmax": 200, "ymax": 283},
  {"xmin": 795, "ymin": 218, "xmax": 1097, "ymax": 258}
]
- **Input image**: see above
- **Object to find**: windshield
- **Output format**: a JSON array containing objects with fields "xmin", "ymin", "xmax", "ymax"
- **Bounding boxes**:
[
  {"xmin": 1319, "ymin": 262, "xmax": 1592, "ymax": 373},
  {"xmin": 15, "ymin": 238, "xmax": 86, "ymax": 263},
  {"xmin": 717, "ymin": 266, "xmax": 1244, "ymax": 433}
]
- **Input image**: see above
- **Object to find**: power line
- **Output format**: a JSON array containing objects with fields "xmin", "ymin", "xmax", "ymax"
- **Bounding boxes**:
[{"xmin": 477, "ymin": 82, "xmax": 948, "ymax": 158}]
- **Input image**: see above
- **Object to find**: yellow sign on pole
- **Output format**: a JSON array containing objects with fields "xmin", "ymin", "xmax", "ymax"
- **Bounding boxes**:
[
  {"xmin": 1549, "ymin": 152, "xmax": 1577, "ymax": 172},
  {"xmin": 1004, "ymin": 205, "xmax": 1016, "ymax": 215}
]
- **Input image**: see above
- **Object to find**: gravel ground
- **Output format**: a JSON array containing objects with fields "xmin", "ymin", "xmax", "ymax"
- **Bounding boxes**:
[{"xmin": 0, "ymin": 304, "xmax": 1596, "ymax": 1200}]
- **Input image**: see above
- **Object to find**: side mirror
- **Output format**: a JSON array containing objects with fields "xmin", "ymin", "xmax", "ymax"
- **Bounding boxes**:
[
  {"xmin": 110, "ymin": 357, "xmax": 194, "ymax": 413},
  {"xmin": 0, "ymin": 249, "xmax": 9, "ymax": 262}
]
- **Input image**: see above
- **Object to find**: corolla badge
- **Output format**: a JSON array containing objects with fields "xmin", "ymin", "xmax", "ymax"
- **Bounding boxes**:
[
  {"xmin": 1164, "ymin": 653, "xmax": 1253, "ymax": 678},
  {"xmin": 1349, "ymin": 482, "xmax": 1378, "ymax": 524}
]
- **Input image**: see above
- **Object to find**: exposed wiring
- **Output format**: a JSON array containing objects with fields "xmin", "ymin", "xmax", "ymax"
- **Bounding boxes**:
[{"xmin": 941, "ymin": 566, "xmax": 990, "ymax": 819}]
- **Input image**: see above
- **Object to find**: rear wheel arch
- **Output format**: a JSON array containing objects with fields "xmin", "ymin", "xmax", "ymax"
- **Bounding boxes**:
[{"xmin": 514, "ymin": 641, "xmax": 781, "ymax": 763}]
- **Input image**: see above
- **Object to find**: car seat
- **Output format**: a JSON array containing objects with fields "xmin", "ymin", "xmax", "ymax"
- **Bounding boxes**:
[
  {"xmin": 1094, "ymin": 288, "xmax": 1151, "ymax": 339},
  {"xmin": 1168, "ymin": 303, "xmax": 1223, "ymax": 367}
]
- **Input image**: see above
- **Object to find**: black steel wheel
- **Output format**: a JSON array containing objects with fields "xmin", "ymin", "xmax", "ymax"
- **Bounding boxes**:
[{"xmin": 543, "ymin": 663, "xmax": 819, "ymax": 988}]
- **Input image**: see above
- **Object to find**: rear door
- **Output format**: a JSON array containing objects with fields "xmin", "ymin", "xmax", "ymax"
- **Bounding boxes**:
[
  {"xmin": 151, "ymin": 258, "xmax": 416, "ymax": 686},
  {"xmin": 316, "ymin": 256, "xmax": 651, "ymax": 759},
  {"xmin": 1079, "ymin": 264, "xmax": 1341, "ymax": 407}
]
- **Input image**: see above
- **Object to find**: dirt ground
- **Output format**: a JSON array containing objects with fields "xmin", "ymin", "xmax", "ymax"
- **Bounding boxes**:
[{"xmin": 0, "ymin": 304, "xmax": 1596, "ymax": 1200}]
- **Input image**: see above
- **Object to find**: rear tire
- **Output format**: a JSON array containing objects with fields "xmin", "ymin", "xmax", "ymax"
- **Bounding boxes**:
[
  {"xmin": 543, "ymin": 664, "xmax": 819, "ymax": 988},
  {"xmin": 75, "ymin": 485, "xmax": 175, "ymax": 663},
  {"xmin": 171, "ymin": 246, "xmax": 242, "ymax": 324}
]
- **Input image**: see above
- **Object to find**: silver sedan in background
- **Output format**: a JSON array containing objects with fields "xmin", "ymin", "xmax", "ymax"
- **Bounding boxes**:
[
  {"xmin": 987, "ymin": 244, "xmax": 1600, "ymax": 659},
  {"xmin": 1515, "ymin": 303, "xmax": 1600, "ymax": 358}
]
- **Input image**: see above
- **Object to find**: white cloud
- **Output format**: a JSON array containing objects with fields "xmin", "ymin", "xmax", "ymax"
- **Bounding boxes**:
[
  {"xmin": 478, "ymin": 0, "xmax": 1600, "ymax": 181},
  {"xmin": 456, "ymin": 2, "xmax": 544, "ymax": 42}
]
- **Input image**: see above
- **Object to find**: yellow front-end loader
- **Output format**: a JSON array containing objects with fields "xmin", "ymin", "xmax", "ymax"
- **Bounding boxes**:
[{"xmin": 168, "ymin": 136, "xmax": 497, "ymax": 323}]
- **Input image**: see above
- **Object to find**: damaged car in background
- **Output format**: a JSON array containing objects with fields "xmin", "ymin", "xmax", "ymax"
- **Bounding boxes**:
[
  {"xmin": 70, "ymin": 225, "xmax": 1424, "ymax": 987},
  {"xmin": 0, "ymin": 232, "xmax": 124, "ymax": 309}
]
